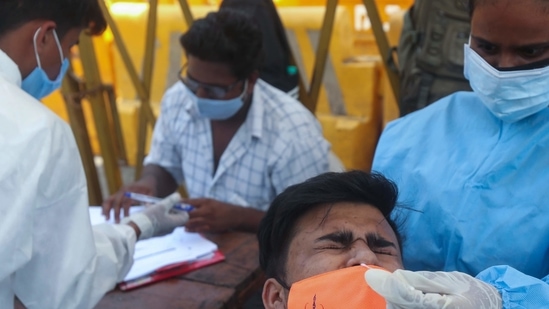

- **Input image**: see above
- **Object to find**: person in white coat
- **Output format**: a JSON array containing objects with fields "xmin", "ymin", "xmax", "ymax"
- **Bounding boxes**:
[{"xmin": 0, "ymin": 1, "xmax": 189, "ymax": 308}]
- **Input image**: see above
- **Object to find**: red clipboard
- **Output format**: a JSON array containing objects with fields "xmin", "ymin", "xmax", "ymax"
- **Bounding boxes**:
[{"xmin": 118, "ymin": 250, "xmax": 225, "ymax": 291}]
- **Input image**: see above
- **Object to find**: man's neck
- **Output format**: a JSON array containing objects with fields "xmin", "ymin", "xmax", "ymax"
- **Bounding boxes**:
[
  {"xmin": 211, "ymin": 92, "xmax": 254, "ymax": 127},
  {"xmin": 209, "ymin": 93, "xmax": 254, "ymax": 173}
]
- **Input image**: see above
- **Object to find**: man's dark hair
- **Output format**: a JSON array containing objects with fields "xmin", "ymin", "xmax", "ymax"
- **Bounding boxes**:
[
  {"xmin": 179, "ymin": 10, "xmax": 263, "ymax": 80},
  {"xmin": 0, "ymin": 0, "xmax": 106, "ymax": 38},
  {"xmin": 258, "ymin": 170, "xmax": 403, "ymax": 285}
]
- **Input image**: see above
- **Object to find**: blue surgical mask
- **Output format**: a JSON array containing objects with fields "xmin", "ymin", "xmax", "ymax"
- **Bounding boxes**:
[
  {"xmin": 192, "ymin": 80, "xmax": 249, "ymax": 120},
  {"xmin": 21, "ymin": 28, "xmax": 70, "ymax": 99},
  {"xmin": 463, "ymin": 43, "xmax": 549, "ymax": 123}
]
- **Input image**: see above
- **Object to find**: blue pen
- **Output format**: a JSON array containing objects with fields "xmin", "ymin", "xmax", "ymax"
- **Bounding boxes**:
[
  {"xmin": 124, "ymin": 192, "xmax": 160, "ymax": 204},
  {"xmin": 124, "ymin": 192, "xmax": 194, "ymax": 212},
  {"xmin": 173, "ymin": 204, "xmax": 195, "ymax": 212}
]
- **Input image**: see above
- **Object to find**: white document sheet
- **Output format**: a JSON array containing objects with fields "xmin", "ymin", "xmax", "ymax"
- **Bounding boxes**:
[{"xmin": 88, "ymin": 206, "xmax": 218, "ymax": 281}]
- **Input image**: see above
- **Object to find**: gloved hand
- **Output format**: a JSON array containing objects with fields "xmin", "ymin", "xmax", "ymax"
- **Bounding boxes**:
[
  {"xmin": 122, "ymin": 192, "xmax": 189, "ymax": 240},
  {"xmin": 102, "ymin": 180, "xmax": 155, "ymax": 223},
  {"xmin": 365, "ymin": 269, "xmax": 502, "ymax": 309}
]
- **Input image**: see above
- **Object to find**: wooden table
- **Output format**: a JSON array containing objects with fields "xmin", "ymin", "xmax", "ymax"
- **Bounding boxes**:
[
  {"xmin": 95, "ymin": 231, "xmax": 265, "ymax": 309},
  {"xmin": 14, "ymin": 230, "xmax": 264, "ymax": 309}
]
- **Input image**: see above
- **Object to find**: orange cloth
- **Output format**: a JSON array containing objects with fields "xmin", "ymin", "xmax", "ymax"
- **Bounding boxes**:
[{"xmin": 288, "ymin": 265, "xmax": 387, "ymax": 308}]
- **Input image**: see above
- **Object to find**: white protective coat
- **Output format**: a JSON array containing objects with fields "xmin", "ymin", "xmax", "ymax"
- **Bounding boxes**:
[{"xmin": 0, "ymin": 49, "xmax": 136, "ymax": 309}]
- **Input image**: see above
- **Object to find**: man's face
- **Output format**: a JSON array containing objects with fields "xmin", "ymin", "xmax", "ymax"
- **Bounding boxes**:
[
  {"xmin": 263, "ymin": 202, "xmax": 403, "ymax": 308},
  {"xmin": 470, "ymin": 0, "xmax": 549, "ymax": 68},
  {"xmin": 285, "ymin": 202, "xmax": 403, "ymax": 283},
  {"xmin": 184, "ymin": 55, "xmax": 250, "ymax": 100}
]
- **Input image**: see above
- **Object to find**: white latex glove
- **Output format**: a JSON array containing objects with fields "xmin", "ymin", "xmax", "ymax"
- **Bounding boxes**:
[
  {"xmin": 365, "ymin": 269, "xmax": 502, "ymax": 309},
  {"xmin": 122, "ymin": 192, "xmax": 189, "ymax": 240}
]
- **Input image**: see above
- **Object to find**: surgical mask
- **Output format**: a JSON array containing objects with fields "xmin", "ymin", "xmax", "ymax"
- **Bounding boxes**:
[
  {"xmin": 287, "ymin": 265, "xmax": 387, "ymax": 309},
  {"xmin": 463, "ymin": 43, "xmax": 549, "ymax": 123},
  {"xmin": 21, "ymin": 28, "xmax": 70, "ymax": 99},
  {"xmin": 191, "ymin": 80, "xmax": 248, "ymax": 120}
]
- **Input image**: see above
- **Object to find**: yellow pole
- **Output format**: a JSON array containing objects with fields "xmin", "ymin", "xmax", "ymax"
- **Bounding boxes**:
[
  {"xmin": 104, "ymin": 85, "xmax": 128, "ymax": 164},
  {"xmin": 61, "ymin": 70, "xmax": 104, "ymax": 205},
  {"xmin": 177, "ymin": 0, "xmax": 194, "ymax": 27},
  {"xmin": 78, "ymin": 33, "xmax": 123, "ymax": 195},
  {"xmin": 135, "ymin": 0, "xmax": 159, "ymax": 178},
  {"xmin": 306, "ymin": 0, "xmax": 338, "ymax": 113},
  {"xmin": 362, "ymin": 0, "xmax": 400, "ymax": 101},
  {"xmin": 97, "ymin": 0, "xmax": 156, "ymax": 125}
]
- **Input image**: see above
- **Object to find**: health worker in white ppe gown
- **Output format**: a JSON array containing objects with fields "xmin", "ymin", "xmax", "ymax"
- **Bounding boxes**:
[
  {"xmin": 0, "ymin": 1, "xmax": 188, "ymax": 308},
  {"xmin": 365, "ymin": 0, "xmax": 549, "ymax": 308}
]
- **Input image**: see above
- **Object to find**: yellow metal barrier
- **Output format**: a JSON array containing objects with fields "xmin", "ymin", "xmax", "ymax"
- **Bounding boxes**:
[
  {"xmin": 42, "ymin": 1, "xmax": 409, "ymax": 173},
  {"xmin": 278, "ymin": 5, "xmax": 382, "ymax": 170},
  {"xmin": 109, "ymin": 3, "xmax": 215, "ymax": 104},
  {"xmin": 109, "ymin": 3, "xmax": 216, "ymax": 165},
  {"xmin": 42, "ymin": 34, "xmax": 115, "ymax": 155},
  {"xmin": 381, "ymin": 7, "xmax": 405, "ymax": 127}
]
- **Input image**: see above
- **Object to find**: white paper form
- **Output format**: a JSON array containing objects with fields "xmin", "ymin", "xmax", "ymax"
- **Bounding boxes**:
[{"xmin": 88, "ymin": 206, "xmax": 218, "ymax": 281}]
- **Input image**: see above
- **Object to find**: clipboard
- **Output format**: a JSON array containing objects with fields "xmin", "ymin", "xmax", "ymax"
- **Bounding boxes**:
[{"xmin": 118, "ymin": 250, "xmax": 225, "ymax": 291}]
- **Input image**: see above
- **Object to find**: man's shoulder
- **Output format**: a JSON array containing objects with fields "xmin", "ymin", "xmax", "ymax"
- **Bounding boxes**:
[
  {"xmin": 0, "ymin": 82, "xmax": 76, "ymax": 171},
  {"xmin": 161, "ymin": 82, "xmax": 193, "ymax": 109},
  {"xmin": 159, "ymin": 82, "xmax": 194, "ymax": 121},
  {"xmin": 164, "ymin": 81, "xmax": 186, "ymax": 95},
  {"xmin": 0, "ymin": 80, "xmax": 69, "ymax": 132},
  {"xmin": 256, "ymin": 80, "xmax": 318, "ymax": 129}
]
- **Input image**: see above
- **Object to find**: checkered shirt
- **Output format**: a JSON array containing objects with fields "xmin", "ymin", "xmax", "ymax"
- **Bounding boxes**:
[{"xmin": 144, "ymin": 79, "xmax": 330, "ymax": 211}]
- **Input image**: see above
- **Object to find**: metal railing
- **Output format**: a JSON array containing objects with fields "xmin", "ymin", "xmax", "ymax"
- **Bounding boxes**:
[{"xmin": 62, "ymin": 0, "xmax": 398, "ymax": 204}]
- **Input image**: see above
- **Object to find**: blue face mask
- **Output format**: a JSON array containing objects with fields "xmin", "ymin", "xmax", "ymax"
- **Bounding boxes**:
[
  {"xmin": 191, "ymin": 80, "xmax": 249, "ymax": 120},
  {"xmin": 21, "ymin": 28, "xmax": 70, "ymax": 100},
  {"xmin": 464, "ymin": 43, "xmax": 549, "ymax": 123}
]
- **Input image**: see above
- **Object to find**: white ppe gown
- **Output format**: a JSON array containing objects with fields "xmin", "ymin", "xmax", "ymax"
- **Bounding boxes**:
[{"xmin": 0, "ymin": 50, "xmax": 136, "ymax": 308}]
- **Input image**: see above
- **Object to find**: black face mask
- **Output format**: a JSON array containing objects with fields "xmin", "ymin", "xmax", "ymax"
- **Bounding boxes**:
[{"xmin": 497, "ymin": 57, "xmax": 549, "ymax": 71}]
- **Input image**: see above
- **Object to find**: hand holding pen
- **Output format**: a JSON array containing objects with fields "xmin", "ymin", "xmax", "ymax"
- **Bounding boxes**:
[
  {"xmin": 102, "ymin": 182, "xmax": 155, "ymax": 223},
  {"xmin": 124, "ymin": 192, "xmax": 195, "ymax": 212}
]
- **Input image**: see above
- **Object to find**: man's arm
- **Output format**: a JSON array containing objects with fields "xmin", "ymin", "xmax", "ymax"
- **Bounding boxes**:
[
  {"xmin": 102, "ymin": 164, "xmax": 179, "ymax": 222},
  {"xmin": 10, "ymin": 120, "xmax": 138, "ymax": 308},
  {"xmin": 184, "ymin": 198, "xmax": 265, "ymax": 233},
  {"xmin": 365, "ymin": 266, "xmax": 549, "ymax": 309},
  {"xmin": 14, "ymin": 190, "xmax": 188, "ymax": 309},
  {"xmin": 140, "ymin": 164, "xmax": 179, "ymax": 197},
  {"xmin": 365, "ymin": 269, "xmax": 502, "ymax": 309},
  {"xmin": 103, "ymin": 86, "xmax": 184, "ymax": 221},
  {"xmin": 11, "ymin": 120, "xmax": 187, "ymax": 309}
]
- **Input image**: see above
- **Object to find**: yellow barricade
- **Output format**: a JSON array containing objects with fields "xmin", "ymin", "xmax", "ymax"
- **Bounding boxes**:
[
  {"xmin": 41, "ymin": 1, "xmax": 408, "ymax": 170},
  {"xmin": 103, "ymin": 3, "xmax": 217, "ymax": 165},
  {"xmin": 279, "ymin": 5, "xmax": 382, "ymax": 170},
  {"xmin": 380, "ymin": 7, "xmax": 405, "ymax": 127},
  {"xmin": 42, "ymin": 34, "xmax": 115, "ymax": 155}
]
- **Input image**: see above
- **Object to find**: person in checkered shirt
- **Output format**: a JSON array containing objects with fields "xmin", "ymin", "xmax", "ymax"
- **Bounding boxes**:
[{"xmin": 103, "ymin": 10, "xmax": 330, "ymax": 234}]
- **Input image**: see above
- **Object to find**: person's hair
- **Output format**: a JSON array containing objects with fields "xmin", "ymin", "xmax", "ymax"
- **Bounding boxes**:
[
  {"xmin": 179, "ymin": 10, "xmax": 263, "ymax": 80},
  {"xmin": 258, "ymin": 170, "xmax": 403, "ymax": 285},
  {"xmin": 0, "ymin": 0, "xmax": 106, "ymax": 38}
]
